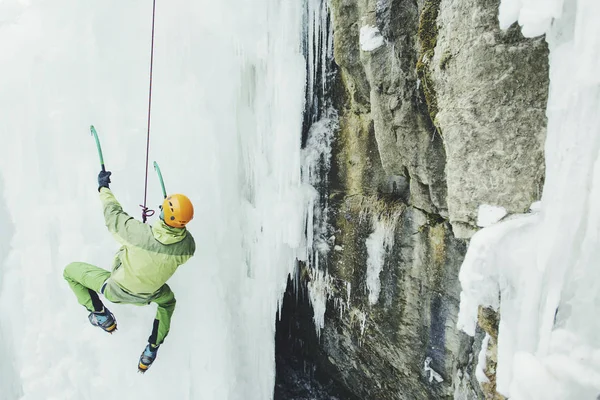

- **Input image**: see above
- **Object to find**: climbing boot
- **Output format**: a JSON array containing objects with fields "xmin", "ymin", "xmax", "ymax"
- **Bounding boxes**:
[
  {"xmin": 88, "ymin": 307, "xmax": 117, "ymax": 334},
  {"xmin": 138, "ymin": 344, "xmax": 159, "ymax": 373}
]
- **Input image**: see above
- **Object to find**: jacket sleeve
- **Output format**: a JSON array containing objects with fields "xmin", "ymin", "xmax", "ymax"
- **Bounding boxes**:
[{"xmin": 99, "ymin": 187, "xmax": 146, "ymax": 244}]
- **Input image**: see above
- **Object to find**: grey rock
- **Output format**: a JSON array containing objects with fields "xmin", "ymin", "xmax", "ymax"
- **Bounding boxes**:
[
  {"xmin": 364, "ymin": 0, "xmax": 449, "ymax": 216},
  {"xmin": 331, "ymin": 0, "xmax": 449, "ymax": 216},
  {"xmin": 319, "ymin": 200, "xmax": 472, "ymax": 399},
  {"xmin": 379, "ymin": 175, "xmax": 409, "ymax": 199},
  {"xmin": 431, "ymin": 0, "xmax": 548, "ymax": 236}
]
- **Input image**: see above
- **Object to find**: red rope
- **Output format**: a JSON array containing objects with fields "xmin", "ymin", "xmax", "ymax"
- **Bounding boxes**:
[{"xmin": 141, "ymin": 0, "xmax": 157, "ymax": 223}]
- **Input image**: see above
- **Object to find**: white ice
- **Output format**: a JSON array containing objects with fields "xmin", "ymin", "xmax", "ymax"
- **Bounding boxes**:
[
  {"xmin": 460, "ymin": 0, "xmax": 600, "ymax": 398},
  {"xmin": 307, "ymin": 267, "xmax": 332, "ymax": 337},
  {"xmin": 498, "ymin": 0, "xmax": 564, "ymax": 36},
  {"xmin": 424, "ymin": 357, "xmax": 444, "ymax": 384},
  {"xmin": 0, "ymin": 0, "xmax": 311, "ymax": 399},
  {"xmin": 476, "ymin": 334, "xmax": 491, "ymax": 384},
  {"xmin": 365, "ymin": 214, "xmax": 397, "ymax": 306},
  {"xmin": 300, "ymin": 0, "xmax": 338, "ymax": 338},
  {"xmin": 359, "ymin": 26, "xmax": 385, "ymax": 52}
]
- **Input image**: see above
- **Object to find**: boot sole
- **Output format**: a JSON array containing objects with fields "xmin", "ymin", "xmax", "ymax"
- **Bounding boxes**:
[{"xmin": 138, "ymin": 362, "xmax": 150, "ymax": 373}]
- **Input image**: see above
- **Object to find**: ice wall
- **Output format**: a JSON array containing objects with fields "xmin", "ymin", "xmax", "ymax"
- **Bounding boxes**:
[
  {"xmin": 0, "ymin": 175, "xmax": 20, "ymax": 398},
  {"xmin": 459, "ymin": 0, "xmax": 600, "ymax": 398},
  {"xmin": 0, "ymin": 0, "xmax": 306, "ymax": 399}
]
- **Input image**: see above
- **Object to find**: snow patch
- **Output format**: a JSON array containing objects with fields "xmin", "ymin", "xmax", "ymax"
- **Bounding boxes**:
[
  {"xmin": 477, "ymin": 204, "xmax": 508, "ymax": 227},
  {"xmin": 359, "ymin": 25, "xmax": 384, "ymax": 51},
  {"xmin": 424, "ymin": 357, "xmax": 444, "ymax": 383},
  {"xmin": 529, "ymin": 201, "xmax": 541, "ymax": 213},
  {"xmin": 498, "ymin": 0, "xmax": 564, "ymax": 37}
]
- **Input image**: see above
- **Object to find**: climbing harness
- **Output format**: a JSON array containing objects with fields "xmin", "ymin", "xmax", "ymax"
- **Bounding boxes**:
[{"xmin": 140, "ymin": 0, "xmax": 158, "ymax": 223}]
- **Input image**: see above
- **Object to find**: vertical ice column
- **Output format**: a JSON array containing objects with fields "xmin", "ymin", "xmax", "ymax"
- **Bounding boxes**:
[
  {"xmin": 365, "ymin": 214, "xmax": 398, "ymax": 306},
  {"xmin": 300, "ymin": 0, "xmax": 339, "ymax": 336}
]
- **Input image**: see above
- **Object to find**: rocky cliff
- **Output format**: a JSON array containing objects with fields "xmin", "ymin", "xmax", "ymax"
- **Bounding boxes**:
[{"xmin": 276, "ymin": 0, "xmax": 548, "ymax": 398}]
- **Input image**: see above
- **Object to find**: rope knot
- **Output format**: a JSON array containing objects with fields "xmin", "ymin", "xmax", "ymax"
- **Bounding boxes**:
[{"xmin": 140, "ymin": 205, "xmax": 156, "ymax": 223}]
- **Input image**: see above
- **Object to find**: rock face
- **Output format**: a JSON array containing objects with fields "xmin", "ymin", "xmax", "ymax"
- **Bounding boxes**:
[
  {"xmin": 332, "ymin": 0, "xmax": 448, "ymax": 216},
  {"xmin": 431, "ymin": 0, "xmax": 548, "ymax": 238},
  {"xmin": 320, "ymin": 202, "xmax": 472, "ymax": 399},
  {"xmin": 280, "ymin": 0, "xmax": 549, "ymax": 399}
]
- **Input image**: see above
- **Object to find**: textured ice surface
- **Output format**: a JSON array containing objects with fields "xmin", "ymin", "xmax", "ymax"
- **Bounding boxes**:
[{"xmin": 0, "ymin": 0, "xmax": 306, "ymax": 399}]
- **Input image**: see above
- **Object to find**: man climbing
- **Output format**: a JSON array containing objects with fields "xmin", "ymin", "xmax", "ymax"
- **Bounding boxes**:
[{"xmin": 63, "ymin": 170, "xmax": 196, "ymax": 373}]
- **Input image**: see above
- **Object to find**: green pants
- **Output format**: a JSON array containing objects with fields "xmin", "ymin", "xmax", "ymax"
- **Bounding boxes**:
[{"xmin": 63, "ymin": 262, "xmax": 176, "ymax": 346}]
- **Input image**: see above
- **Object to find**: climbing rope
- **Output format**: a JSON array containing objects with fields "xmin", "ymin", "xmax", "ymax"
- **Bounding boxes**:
[{"xmin": 140, "ymin": 0, "xmax": 158, "ymax": 223}]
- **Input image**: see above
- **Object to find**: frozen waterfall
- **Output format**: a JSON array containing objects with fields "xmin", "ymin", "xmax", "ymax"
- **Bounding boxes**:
[{"xmin": 0, "ymin": 0, "xmax": 325, "ymax": 399}]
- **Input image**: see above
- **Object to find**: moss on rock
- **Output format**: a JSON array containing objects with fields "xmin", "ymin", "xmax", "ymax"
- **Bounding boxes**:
[
  {"xmin": 416, "ymin": 0, "xmax": 442, "ymax": 128},
  {"xmin": 477, "ymin": 307, "xmax": 506, "ymax": 399}
]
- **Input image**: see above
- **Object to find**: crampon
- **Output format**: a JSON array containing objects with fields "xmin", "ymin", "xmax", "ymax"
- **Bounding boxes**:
[{"xmin": 138, "ymin": 344, "xmax": 159, "ymax": 374}]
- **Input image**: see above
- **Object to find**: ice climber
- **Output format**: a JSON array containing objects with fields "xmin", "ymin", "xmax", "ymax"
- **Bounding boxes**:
[{"xmin": 63, "ymin": 170, "xmax": 196, "ymax": 372}]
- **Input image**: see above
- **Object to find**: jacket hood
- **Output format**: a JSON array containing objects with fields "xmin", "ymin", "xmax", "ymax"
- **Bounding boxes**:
[{"xmin": 152, "ymin": 219, "xmax": 188, "ymax": 245}]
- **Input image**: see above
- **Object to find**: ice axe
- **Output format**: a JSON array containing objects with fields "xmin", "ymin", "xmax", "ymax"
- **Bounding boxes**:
[
  {"xmin": 89, "ymin": 125, "xmax": 168, "ymax": 221},
  {"xmin": 140, "ymin": 162, "xmax": 167, "ymax": 221},
  {"xmin": 153, "ymin": 161, "xmax": 167, "ymax": 199},
  {"xmin": 89, "ymin": 125, "xmax": 106, "ymax": 172},
  {"xmin": 153, "ymin": 161, "xmax": 169, "ymax": 222}
]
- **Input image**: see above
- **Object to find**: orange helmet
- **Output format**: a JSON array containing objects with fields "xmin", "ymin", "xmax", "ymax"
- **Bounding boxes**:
[{"xmin": 162, "ymin": 194, "xmax": 194, "ymax": 228}]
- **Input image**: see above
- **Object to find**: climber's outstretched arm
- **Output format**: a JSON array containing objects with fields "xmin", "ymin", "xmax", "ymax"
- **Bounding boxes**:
[{"xmin": 99, "ymin": 187, "xmax": 146, "ymax": 244}]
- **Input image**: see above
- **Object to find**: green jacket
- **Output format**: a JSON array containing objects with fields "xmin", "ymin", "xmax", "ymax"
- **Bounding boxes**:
[{"xmin": 99, "ymin": 188, "xmax": 196, "ymax": 295}]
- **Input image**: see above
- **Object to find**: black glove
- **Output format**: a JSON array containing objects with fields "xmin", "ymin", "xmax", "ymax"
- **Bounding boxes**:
[{"xmin": 98, "ymin": 170, "xmax": 112, "ymax": 191}]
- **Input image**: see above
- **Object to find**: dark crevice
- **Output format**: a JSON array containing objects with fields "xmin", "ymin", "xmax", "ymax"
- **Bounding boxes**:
[{"xmin": 275, "ymin": 277, "xmax": 360, "ymax": 400}]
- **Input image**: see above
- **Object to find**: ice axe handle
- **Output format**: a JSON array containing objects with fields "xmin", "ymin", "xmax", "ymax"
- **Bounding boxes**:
[
  {"xmin": 89, "ymin": 125, "xmax": 106, "ymax": 172},
  {"xmin": 153, "ymin": 161, "xmax": 167, "ymax": 199}
]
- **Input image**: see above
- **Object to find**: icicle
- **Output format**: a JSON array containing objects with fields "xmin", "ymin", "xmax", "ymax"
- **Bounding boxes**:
[{"xmin": 298, "ymin": 0, "xmax": 340, "ymax": 337}]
